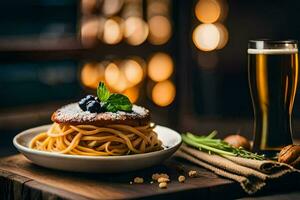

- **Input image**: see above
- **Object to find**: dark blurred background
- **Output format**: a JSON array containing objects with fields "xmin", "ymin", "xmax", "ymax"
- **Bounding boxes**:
[{"xmin": 1, "ymin": 0, "xmax": 300, "ymax": 156}]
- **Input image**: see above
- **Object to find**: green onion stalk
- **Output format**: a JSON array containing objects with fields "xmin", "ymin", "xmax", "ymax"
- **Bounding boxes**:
[{"xmin": 181, "ymin": 131, "xmax": 265, "ymax": 160}]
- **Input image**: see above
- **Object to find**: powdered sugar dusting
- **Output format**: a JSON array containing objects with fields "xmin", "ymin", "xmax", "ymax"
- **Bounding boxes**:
[
  {"xmin": 53, "ymin": 103, "xmax": 149, "ymax": 124},
  {"xmin": 55, "ymin": 103, "xmax": 97, "ymax": 122}
]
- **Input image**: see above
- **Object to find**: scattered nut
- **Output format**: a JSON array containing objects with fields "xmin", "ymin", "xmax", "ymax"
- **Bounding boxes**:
[
  {"xmin": 278, "ymin": 144, "xmax": 300, "ymax": 169},
  {"xmin": 188, "ymin": 170, "xmax": 197, "ymax": 177},
  {"xmin": 159, "ymin": 182, "xmax": 168, "ymax": 189},
  {"xmin": 157, "ymin": 177, "xmax": 170, "ymax": 183},
  {"xmin": 178, "ymin": 175, "xmax": 185, "ymax": 183},
  {"xmin": 133, "ymin": 177, "xmax": 144, "ymax": 184},
  {"xmin": 152, "ymin": 173, "xmax": 169, "ymax": 181},
  {"xmin": 224, "ymin": 134, "xmax": 251, "ymax": 150}
]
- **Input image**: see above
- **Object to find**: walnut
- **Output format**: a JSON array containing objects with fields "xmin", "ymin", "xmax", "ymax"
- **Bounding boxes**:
[
  {"xmin": 278, "ymin": 144, "xmax": 300, "ymax": 169},
  {"xmin": 224, "ymin": 134, "xmax": 251, "ymax": 150}
]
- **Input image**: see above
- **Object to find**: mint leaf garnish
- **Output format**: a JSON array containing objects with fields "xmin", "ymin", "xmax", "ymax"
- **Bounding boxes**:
[
  {"xmin": 96, "ymin": 82, "xmax": 132, "ymax": 112},
  {"xmin": 106, "ymin": 94, "xmax": 132, "ymax": 112},
  {"xmin": 97, "ymin": 82, "xmax": 110, "ymax": 102}
]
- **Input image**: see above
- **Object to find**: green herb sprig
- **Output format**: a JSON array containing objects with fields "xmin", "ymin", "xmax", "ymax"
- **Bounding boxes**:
[
  {"xmin": 97, "ymin": 82, "xmax": 132, "ymax": 112},
  {"xmin": 181, "ymin": 131, "xmax": 265, "ymax": 160}
]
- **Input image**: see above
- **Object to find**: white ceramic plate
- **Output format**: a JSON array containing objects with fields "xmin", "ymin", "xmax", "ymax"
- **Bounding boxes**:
[{"xmin": 13, "ymin": 125, "xmax": 182, "ymax": 173}]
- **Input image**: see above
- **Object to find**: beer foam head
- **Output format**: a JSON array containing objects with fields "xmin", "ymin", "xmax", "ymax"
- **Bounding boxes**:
[
  {"xmin": 248, "ymin": 48, "xmax": 298, "ymax": 54},
  {"xmin": 248, "ymin": 40, "xmax": 298, "ymax": 54}
]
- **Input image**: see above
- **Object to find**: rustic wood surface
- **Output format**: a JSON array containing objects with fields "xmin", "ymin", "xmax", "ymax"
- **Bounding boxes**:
[
  {"xmin": 0, "ymin": 154, "xmax": 245, "ymax": 200},
  {"xmin": 0, "ymin": 154, "xmax": 299, "ymax": 200}
]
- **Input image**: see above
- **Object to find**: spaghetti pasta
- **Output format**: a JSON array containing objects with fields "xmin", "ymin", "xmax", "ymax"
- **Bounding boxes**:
[{"xmin": 29, "ymin": 123, "xmax": 162, "ymax": 156}]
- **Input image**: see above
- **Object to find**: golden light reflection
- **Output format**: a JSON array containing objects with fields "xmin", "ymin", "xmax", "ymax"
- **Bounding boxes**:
[
  {"xmin": 148, "ymin": 16, "xmax": 172, "ymax": 45},
  {"xmin": 148, "ymin": 53, "xmax": 173, "ymax": 82},
  {"xmin": 81, "ymin": 63, "xmax": 105, "ymax": 88},
  {"xmin": 123, "ymin": 59, "xmax": 143, "ymax": 86},
  {"xmin": 105, "ymin": 62, "xmax": 120, "ymax": 87},
  {"xmin": 195, "ymin": 0, "xmax": 221, "ymax": 23},
  {"xmin": 123, "ymin": 86, "xmax": 139, "ymax": 103},
  {"xmin": 103, "ymin": 18, "xmax": 123, "ymax": 44},
  {"xmin": 193, "ymin": 23, "xmax": 220, "ymax": 51},
  {"xmin": 256, "ymin": 54, "xmax": 269, "ymax": 147},
  {"xmin": 152, "ymin": 80, "xmax": 176, "ymax": 107},
  {"xmin": 124, "ymin": 17, "xmax": 149, "ymax": 46}
]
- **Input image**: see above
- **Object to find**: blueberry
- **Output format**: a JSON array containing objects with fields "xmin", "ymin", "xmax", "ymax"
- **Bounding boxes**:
[
  {"xmin": 78, "ymin": 95, "xmax": 95, "ymax": 111},
  {"xmin": 85, "ymin": 95, "xmax": 95, "ymax": 101},
  {"xmin": 94, "ymin": 96, "xmax": 100, "ymax": 102},
  {"xmin": 79, "ymin": 99, "xmax": 87, "ymax": 111},
  {"xmin": 86, "ymin": 100, "xmax": 102, "ymax": 113}
]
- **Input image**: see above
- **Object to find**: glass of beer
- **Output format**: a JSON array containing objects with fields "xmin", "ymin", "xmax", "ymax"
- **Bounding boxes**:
[{"xmin": 248, "ymin": 40, "xmax": 298, "ymax": 158}]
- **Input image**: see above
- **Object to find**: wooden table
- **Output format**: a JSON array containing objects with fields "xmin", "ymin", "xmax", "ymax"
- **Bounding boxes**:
[{"xmin": 0, "ymin": 154, "xmax": 298, "ymax": 200}]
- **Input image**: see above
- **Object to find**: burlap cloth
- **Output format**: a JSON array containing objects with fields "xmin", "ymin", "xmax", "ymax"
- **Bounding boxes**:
[{"xmin": 175, "ymin": 145, "xmax": 300, "ymax": 194}]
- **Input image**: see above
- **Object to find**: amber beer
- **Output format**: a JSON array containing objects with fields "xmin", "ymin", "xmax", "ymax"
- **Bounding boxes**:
[{"xmin": 248, "ymin": 40, "xmax": 298, "ymax": 158}]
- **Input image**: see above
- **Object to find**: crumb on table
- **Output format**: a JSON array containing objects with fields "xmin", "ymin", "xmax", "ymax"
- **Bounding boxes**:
[
  {"xmin": 157, "ymin": 177, "xmax": 170, "ymax": 183},
  {"xmin": 133, "ymin": 177, "xmax": 144, "ymax": 184},
  {"xmin": 178, "ymin": 175, "xmax": 185, "ymax": 183},
  {"xmin": 188, "ymin": 170, "xmax": 197, "ymax": 177},
  {"xmin": 159, "ymin": 182, "xmax": 168, "ymax": 189},
  {"xmin": 152, "ymin": 173, "xmax": 169, "ymax": 181}
]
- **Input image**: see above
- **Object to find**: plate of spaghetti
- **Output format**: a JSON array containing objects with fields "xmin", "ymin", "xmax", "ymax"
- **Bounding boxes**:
[{"xmin": 13, "ymin": 83, "xmax": 181, "ymax": 173}]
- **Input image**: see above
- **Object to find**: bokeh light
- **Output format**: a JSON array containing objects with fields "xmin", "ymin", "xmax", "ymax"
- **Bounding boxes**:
[
  {"xmin": 103, "ymin": 18, "xmax": 123, "ymax": 44},
  {"xmin": 81, "ymin": 0, "xmax": 97, "ymax": 15},
  {"xmin": 148, "ymin": 53, "xmax": 173, "ymax": 82},
  {"xmin": 195, "ymin": 0, "xmax": 221, "ymax": 23},
  {"xmin": 81, "ymin": 18, "xmax": 100, "ymax": 47},
  {"xmin": 192, "ymin": 23, "xmax": 220, "ymax": 51},
  {"xmin": 81, "ymin": 63, "xmax": 105, "ymax": 88},
  {"xmin": 123, "ymin": 86, "xmax": 139, "ymax": 103},
  {"xmin": 111, "ymin": 72, "xmax": 129, "ymax": 92},
  {"xmin": 123, "ymin": 59, "xmax": 143, "ymax": 86},
  {"xmin": 147, "ymin": 0, "xmax": 170, "ymax": 19},
  {"xmin": 148, "ymin": 15, "xmax": 172, "ymax": 45},
  {"xmin": 124, "ymin": 17, "xmax": 149, "ymax": 46},
  {"xmin": 152, "ymin": 80, "xmax": 176, "ymax": 107},
  {"xmin": 217, "ymin": 0, "xmax": 229, "ymax": 22},
  {"xmin": 147, "ymin": 0, "xmax": 169, "ymax": 18},
  {"xmin": 105, "ymin": 62, "xmax": 120, "ymax": 87},
  {"xmin": 215, "ymin": 23, "xmax": 229, "ymax": 49},
  {"xmin": 102, "ymin": 0, "xmax": 124, "ymax": 16}
]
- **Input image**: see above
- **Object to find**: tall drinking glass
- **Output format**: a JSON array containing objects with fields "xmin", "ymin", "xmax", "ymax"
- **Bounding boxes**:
[{"xmin": 248, "ymin": 40, "xmax": 298, "ymax": 158}]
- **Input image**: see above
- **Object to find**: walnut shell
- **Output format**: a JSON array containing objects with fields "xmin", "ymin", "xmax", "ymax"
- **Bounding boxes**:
[
  {"xmin": 224, "ymin": 134, "xmax": 251, "ymax": 150},
  {"xmin": 278, "ymin": 145, "xmax": 300, "ymax": 169}
]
